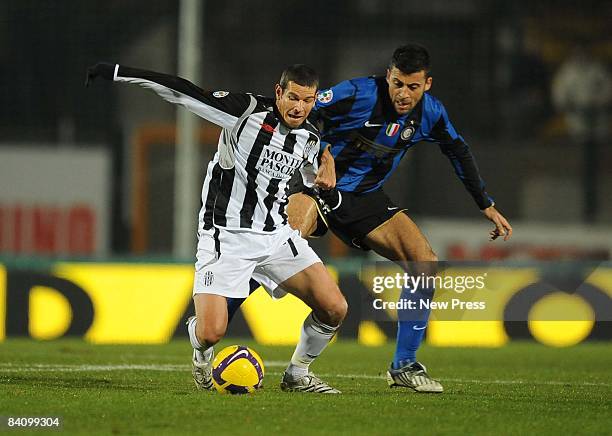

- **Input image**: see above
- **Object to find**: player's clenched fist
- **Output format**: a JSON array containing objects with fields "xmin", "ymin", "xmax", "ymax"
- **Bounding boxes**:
[
  {"xmin": 85, "ymin": 62, "xmax": 116, "ymax": 87},
  {"xmin": 314, "ymin": 145, "xmax": 336, "ymax": 190}
]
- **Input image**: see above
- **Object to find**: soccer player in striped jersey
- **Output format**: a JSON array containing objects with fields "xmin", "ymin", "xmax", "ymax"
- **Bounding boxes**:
[{"xmin": 86, "ymin": 62, "xmax": 346, "ymax": 394}]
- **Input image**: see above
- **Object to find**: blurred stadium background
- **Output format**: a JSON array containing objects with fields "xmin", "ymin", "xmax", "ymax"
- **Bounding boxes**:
[{"xmin": 0, "ymin": 0, "xmax": 611, "ymax": 347}]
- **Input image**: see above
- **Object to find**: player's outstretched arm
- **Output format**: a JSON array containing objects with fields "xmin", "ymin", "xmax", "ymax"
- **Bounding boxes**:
[
  {"xmin": 481, "ymin": 205, "xmax": 513, "ymax": 241},
  {"xmin": 85, "ymin": 62, "xmax": 251, "ymax": 130},
  {"xmin": 314, "ymin": 145, "xmax": 336, "ymax": 190}
]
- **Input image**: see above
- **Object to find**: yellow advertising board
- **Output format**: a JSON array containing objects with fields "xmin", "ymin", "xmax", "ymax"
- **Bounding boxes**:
[{"xmin": 1, "ymin": 261, "xmax": 610, "ymax": 346}]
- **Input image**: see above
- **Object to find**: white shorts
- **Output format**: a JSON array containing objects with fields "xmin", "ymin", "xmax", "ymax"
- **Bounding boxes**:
[{"xmin": 193, "ymin": 224, "xmax": 321, "ymax": 299}]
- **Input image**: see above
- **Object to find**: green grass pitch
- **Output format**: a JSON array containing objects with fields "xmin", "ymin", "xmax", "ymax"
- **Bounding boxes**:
[{"xmin": 1, "ymin": 339, "xmax": 610, "ymax": 435}]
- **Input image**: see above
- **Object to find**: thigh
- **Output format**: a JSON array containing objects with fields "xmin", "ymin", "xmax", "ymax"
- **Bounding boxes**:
[
  {"xmin": 363, "ymin": 211, "xmax": 436, "ymax": 263},
  {"xmin": 259, "ymin": 227, "xmax": 345, "ymax": 323},
  {"xmin": 325, "ymin": 189, "xmax": 401, "ymax": 250},
  {"xmin": 286, "ymin": 193, "xmax": 320, "ymax": 237},
  {"xmin": 278, "ymin": 262, "xmax": 346, "ymax": 325}
]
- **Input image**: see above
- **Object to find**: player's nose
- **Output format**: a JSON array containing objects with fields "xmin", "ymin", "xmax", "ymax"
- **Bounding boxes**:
[{"xmin": 397, "ymin": 87, "xmax": 409, "ymax": 98}]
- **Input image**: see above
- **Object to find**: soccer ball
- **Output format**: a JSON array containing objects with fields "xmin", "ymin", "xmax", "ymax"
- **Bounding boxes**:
[{"xmin": 211, "ymin": 345, "xmax": 265, "ymax": 394}]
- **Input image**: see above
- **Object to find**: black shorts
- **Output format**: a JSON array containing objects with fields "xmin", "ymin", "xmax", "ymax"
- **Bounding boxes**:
[{"xmin": 304, "ymin": 188, "xmax": 406, "ymax": 251}]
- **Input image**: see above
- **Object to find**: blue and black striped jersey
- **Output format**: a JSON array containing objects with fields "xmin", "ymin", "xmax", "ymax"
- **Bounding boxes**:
[{"xmin": 314, "ymin": 75, "xmax": 494, "ymax": 210}]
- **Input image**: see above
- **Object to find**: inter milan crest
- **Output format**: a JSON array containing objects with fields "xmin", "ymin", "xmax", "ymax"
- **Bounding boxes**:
[
  {"xmin": 317, "ymin": 90, "xmax": 333, "ymax": 104},
  {"xmin": 386, "ymin": 123, "xmax": 401, "ymax": 136},
  {"xmin": 401, "ymin": 126, "xmax": 415, "ymax": 140}
]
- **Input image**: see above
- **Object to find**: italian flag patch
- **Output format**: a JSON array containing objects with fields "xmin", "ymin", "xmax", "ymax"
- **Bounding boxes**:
[{"xmin": 386, "ymin": 123, "xmax": 400, "ymax": 136}]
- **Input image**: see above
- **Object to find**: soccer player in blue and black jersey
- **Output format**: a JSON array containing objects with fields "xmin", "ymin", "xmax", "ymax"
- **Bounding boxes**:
[{"xmin": 234, "ymin": 44, "xmax": 513, "ymax": 393}]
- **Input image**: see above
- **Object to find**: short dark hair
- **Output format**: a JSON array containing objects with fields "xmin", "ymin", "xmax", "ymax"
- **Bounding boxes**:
[
  {"xmin": 389, "ymin": 44, "xmax": 431, "ymax": 75},
  {"xmin": 279, "ymin": 64, "xmax": 319, "ymax": 90}
]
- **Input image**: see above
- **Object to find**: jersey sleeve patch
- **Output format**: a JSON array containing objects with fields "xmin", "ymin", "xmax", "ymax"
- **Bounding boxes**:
[{"xmin": 317, "ymin": 89, "xmax": 333, "ymax": 104}]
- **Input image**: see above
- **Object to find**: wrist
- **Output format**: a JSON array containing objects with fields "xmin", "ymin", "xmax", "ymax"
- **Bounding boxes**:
[{"xmin": 480, "ymin": 202, "xmax": 495, "ymax": 213}]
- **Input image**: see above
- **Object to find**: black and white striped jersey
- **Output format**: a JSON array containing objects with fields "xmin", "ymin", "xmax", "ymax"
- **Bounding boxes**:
[{"xmin": 112, "ymin": 64, "xmax": 321, "ymax": 233}]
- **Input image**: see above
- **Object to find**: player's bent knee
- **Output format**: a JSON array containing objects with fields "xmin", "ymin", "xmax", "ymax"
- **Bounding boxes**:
[
  {"xmin": 335, "ymin": 297, "xmax": 349, "ymax": 323},
  {"xmin": 424, "ymin": 252, "xmax": 439, "ymax": 276},
  {"xmin": 408, "ymin": 250, "xmax": 438, "ymax": 276},
  {"xmin": 320, "ymin": 293, "xmax": 348, "ymax": 327}
]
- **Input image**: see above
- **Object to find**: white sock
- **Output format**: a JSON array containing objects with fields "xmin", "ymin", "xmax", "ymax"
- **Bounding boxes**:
[
  {"xmin": 187, "ymin": 317, "xmax": 214, "ymax": 363},
  {"xmin": 286, "ymin": 312, "xmax": 338, "ymax": 379}
]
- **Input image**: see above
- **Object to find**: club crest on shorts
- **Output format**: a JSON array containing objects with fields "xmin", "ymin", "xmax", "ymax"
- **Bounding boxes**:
[
  {"xmin": 386, "ymin": 123, "xmax": 401, "ymax": 136},
  {"xmin": 201, "ymin": 270, "xmax": 214, "ymax": 286},
  {"xmin": 401, "ymin": 126, "xmax": 415, "ymax": 140},
  {"xmin": 317, "ymin": 90, "xmax": 333, "ymax": 104},
  {"xmin": 213, "ymin": 91, "xmax": 229, "ymax": 98}
]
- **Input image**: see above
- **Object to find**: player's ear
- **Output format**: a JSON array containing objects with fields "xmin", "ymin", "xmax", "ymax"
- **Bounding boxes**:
[
  {"xmin": 274, "ymin": 84, "xmax": 283, "ymax": 100},
  {"xmin": 386, "ymin": 69, "xmax": 391, "ymax": 82},
  {"xmin": 424, "ymin": 76, "xmax": 433, "ymax": 92}
]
